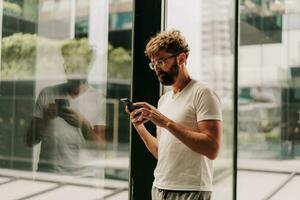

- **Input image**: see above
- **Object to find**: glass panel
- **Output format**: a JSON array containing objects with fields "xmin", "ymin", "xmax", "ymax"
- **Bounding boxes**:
[
  {"xmin": 0, "ymin": 0, "xmax": 132, "ymax": 199},
  {"xmin": 238, "ymin": 0, "xmax": 300, "ymax": 199},
  {"xmin": 165, "ymin": 0, "xmax": 235, "ymax": 199},
  {"xmin": 240, "ymin": 0, "xmax": 283, "ymax": 45}
]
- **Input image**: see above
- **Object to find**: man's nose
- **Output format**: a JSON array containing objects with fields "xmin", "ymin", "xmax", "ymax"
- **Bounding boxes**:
[{"xmin": 155, "ymin": 68, "xmax": 164, "ymax": 75}]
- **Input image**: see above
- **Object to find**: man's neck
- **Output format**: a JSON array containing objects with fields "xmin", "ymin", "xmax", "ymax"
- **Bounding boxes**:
[
  {"xmin": 172, "ymin": 75, "xmax": 191, "ymax": 94},
  {"xmin": 65, "ymin": 82, "xmax": 88, "ymax": 98}
]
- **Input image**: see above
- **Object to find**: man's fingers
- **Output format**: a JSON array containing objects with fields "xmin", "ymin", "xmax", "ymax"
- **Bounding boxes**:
[
  {"xmin": 44, "ymin": 108, "xmax": 57, "ymax": 119},
  {"xmin": 132, "ymin": 115, "xmax": 146, "ymax": 123},
  {"xmin": 133, "ymin": 102, "xmax": 151, "ymax": 108},
  {"xmin": 125, "ymin": 102, "xmax": 154, "ymax": 125},
  {"xmin": 132, "ymin": 117, "xmax": 149, "ymax": 125},
  {"xmin": 125, "ymin": 105, "xmax": 130, "ymax": 113},
  {"xmin": 59, "ymin": 107, "xmax": 72, "ymax": 114},
  {"xmin": 61, "ymin": 116, "xmax": 79, "ymax": 126}
]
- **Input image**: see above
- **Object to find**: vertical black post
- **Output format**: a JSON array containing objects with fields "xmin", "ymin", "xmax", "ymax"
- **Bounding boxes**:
[
  {"xmin": 233, "ymin": 0, "xmax": 240, "ymax": 199},
  {"xmin": 130, "ymin": 0, "xmax": 162, "ymax": 200}
]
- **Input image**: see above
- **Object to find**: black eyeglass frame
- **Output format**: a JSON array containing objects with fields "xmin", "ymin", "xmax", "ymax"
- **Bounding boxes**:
[{"xmin": 148, "ymin": 52, "xmax": 182, "ymax": 70}]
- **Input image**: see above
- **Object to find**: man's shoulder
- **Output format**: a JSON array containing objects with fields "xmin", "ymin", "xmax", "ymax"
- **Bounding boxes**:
[
  {"xmin": 190, "ymin": 80, "xmax": 215, "ymax": 94},
  {"xmin": 190, "ymin": 79, "xmax": 209, "ymax": 89},
  {"xmin": 187, "ymin": 80, "xmax": 221, "ymax": 105}
]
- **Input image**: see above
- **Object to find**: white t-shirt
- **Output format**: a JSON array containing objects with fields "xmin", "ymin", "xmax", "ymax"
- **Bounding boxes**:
[
  {"xmin": 153, "ymin": 79, "xmax": 222, "ymax": 191},
  {"xmin": 34, "ymin": 84, "xmax": 106, "ymax": 176}
]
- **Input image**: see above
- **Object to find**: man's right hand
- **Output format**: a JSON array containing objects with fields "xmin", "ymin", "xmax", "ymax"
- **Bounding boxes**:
[
  {"xmin": 126, "ymin": 106, "xmax": 148, "ymax": 127},
  {"xmin": 43, "ymin": 103, "xmax": 58, "ymax": 120}
]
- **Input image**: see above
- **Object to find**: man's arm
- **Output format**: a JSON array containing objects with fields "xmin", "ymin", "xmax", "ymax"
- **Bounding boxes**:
[
  {"xmin": 128, "ymin": 107, "xmax": 159, "ymax": 160},
  {"xmin": 27, "ymin": 90, "xmax": 52, "ymax": 147},
  {"xmin": 132, "ymin": 102, "xmax": 222, "ymax": 160},
  {"xmin": 133, "ymin": 124, "xmax": 159, "ymax": 160},
  {"xmin": 55, "ymin": 107, "xmax": 106, "ymax": 144},
  {"xmin": 165, "ymin": 120, "xmax": 222, "ymax": 160},
  {"xmin": 81, "ymin": 123, "xmax": 106, "ymax": 144},
  {"xmin": 26, "ymin": 117, "xmax": 51, "ymax": 147}
]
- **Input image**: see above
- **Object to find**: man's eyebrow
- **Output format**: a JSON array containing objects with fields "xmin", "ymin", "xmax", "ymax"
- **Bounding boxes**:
[{"xmin": 153, "ymin": 57, "xmax": 164, "ymax": 61}]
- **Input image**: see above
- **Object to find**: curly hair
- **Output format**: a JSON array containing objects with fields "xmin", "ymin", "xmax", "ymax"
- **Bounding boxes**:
[
  {"xmin": 61, "ymin": 38, "xmax": 94, "ymax": 64},
  {"xmin": 61, "ymin": 38, "xmax": 95, "ymax": 74},
  {"xmin": 144, "ymin": 30, "xmax": 190, "ymax": 58}
]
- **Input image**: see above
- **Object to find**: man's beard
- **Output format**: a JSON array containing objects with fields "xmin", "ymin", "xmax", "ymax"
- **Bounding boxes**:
[
  {"xmin": 66, "ymin": 78, "xmax": 87, "ymax": 95},
  {"xmin": 157, "ymin": 61, "xmax": 179, "ymax": 85}
]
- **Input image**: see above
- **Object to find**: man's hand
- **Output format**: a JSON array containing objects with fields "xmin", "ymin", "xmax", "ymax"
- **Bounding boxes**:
[
  {"xmin": 131, "ymin": 103, "xmax": 222, "ymax": 159},
  {"xmin": 126, "ymin": 105, "xmax": 148, "ymax": 127},
  {"xmin": 130, "ymin": 102, "xmax": 171, "ymax": 128},
  {"xmin": 58, "ymin": 107, "xmax": 88, "ymax": 128},
  {"xmin": 125, "ymin": 102, "xmax": 159, "ymax": 159},
  {"xmin": 43, "ymin": 103, "xmax": 58, "ymax": 120}
]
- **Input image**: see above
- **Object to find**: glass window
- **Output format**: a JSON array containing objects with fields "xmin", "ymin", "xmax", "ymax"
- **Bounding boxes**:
[
  {"xmin": 240, "ymin": 0, "xmax": 284, "ymax": 45},
  {"xmin": 238, "ymin": 0, "xmax": 300, "ymax": 199},
  {"xmin": 0, "ymin": 0, "xmax": 132, "ymax": 199},
  {"xmin": 165, "ymin": 0, "xmax": 235, "ymax": 199},
  {"xmin": 109, "ymin": 0, "xmax": 132, "ymax": 30}
]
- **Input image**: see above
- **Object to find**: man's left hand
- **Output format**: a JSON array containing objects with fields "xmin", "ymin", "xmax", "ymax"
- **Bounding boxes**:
[{"xmin": 132, "ymin": 102, "xmax": 171, "ymax": 128}]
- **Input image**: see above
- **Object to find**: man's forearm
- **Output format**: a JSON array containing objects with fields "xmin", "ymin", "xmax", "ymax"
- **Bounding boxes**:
[
  {"xmin": 81, "ymin": 122, "xmax": 106, "ymax": 144},
  {"xmin": 134, "ymin": 125, "xmax": 158, "ymax": 160},
  {"xmin": 81, "ymin": 121, "xmax": 97, "ymax": 141},
  {"xmin": 165, "ymin": 120, "xmax": 220, "ymax": 160}
]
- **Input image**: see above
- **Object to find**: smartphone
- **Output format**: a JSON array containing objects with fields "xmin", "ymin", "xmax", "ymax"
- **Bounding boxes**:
[
  {"xmin": 120, "ymin": 98, "xmax": 136, "ymax": 112},
  {"xmin": 55, "ymin": 99, "xmax": 70, "ymax": 109}
]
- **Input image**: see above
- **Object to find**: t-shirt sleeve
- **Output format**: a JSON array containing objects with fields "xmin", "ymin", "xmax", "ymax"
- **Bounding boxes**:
[
  {"xmin": 194, "ymin": 87, "xmax": 222, "ymax": 122},
  {"xmin": 33, "ymin": 90, "xmax": 46, "ymax": 119},
  {"xmin": 91, "ymin": 95, "xmax": 106, "ymax": 126}
]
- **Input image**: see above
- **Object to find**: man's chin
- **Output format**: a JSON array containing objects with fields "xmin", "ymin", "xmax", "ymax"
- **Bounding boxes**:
[{"xmin": 158, "ymin": 77, "xmax": 174, "ymax": 86}]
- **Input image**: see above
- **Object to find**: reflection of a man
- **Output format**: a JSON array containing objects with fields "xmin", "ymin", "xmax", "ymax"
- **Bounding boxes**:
[{"xmin": 26, "ymin": 39, "xmax": 106, "ymax": 176}]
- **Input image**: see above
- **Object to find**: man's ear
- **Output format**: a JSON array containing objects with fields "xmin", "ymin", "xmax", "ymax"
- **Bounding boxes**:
[{"xmin": 177, "ymin": 53, "xmax": 187, "ymax": 65}]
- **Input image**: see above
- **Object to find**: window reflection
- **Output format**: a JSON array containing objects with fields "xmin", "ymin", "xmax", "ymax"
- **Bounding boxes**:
[
  {"xmin": 1, "ymin": 0, "xmax": 132, "ymax": 199},
  {"xmin": 26, "ymin": 38, "xmax": 106, "ymax": 176}
]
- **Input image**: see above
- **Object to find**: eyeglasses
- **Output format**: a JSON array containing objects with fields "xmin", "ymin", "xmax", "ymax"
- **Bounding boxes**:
[{"xmin": 149, "ymin": 53, "xmax": 181, "ymax": 70}]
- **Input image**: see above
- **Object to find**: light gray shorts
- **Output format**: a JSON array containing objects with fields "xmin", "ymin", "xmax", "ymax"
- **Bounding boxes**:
[{"xmin": 151, "ymin": 186, "xmax": 211, "ymax": 200}]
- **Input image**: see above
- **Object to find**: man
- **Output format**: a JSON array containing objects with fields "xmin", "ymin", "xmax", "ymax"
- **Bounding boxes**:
[
  {"xmin": 127, "ymin": 30, "xmax": 222, "ymax": 200},
  {"xmin": 26, "ymin": 38, "xmax": 106, "ymax": 176}
]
